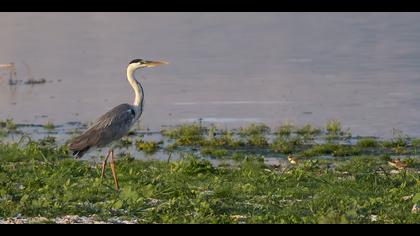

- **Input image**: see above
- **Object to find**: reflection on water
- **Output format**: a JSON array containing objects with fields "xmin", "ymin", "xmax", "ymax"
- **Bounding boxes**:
[{"xmin": 1, "ymin": 13, "xmax": 420, "ymax": 138}]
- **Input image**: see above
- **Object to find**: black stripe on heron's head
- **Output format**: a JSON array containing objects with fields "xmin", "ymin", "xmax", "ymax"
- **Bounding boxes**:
[{"xmin": 129, "ymin": 59, "xmax": 145, "ymax": 65}]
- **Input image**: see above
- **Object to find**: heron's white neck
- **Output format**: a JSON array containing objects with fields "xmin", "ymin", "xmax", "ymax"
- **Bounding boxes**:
[{"xmin": 127, "ymin": 66, "xmax": 144, "ymax": 109}]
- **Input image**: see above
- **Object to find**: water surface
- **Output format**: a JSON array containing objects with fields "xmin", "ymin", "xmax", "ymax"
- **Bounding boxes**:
[{"xmin": 1, "ymin": 13, "xmax": 420, "ymax": 138}]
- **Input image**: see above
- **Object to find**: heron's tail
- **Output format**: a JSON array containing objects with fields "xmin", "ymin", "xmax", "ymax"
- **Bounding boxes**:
[
  {"xmin": 71, "ymin": 147, "xmax": 90, "ymax": 159},
  {"xmin": 68, "ymin": 136, "xmax": 92, "ymax": 159}
]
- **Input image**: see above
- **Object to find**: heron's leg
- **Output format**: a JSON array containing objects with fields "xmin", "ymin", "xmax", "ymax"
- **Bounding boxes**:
[
  {"xmin": 167, "ymin": 152, "xmax": 172, "ymax": 163},
  {"xmin": 101, "ymin": 150, "xmax": 111, "ymax": 179},
  {"xmin": 109, "ymin": 149, "xmax": 119, "ymax": 191}
]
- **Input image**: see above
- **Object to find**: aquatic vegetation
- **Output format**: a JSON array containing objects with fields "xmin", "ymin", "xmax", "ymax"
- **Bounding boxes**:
[
  {"xmin": 245, "ymin": 135, "xmax": 269, "ymax": 147},
  {"xmin": 0, "ymin": 129, "xmax": 6, "ymax": 138},
  {"xmin": 271, "ymin": 123, "xmax": 305, "ymax": 154},
  {"xmin": 0, "ymin": 121, "xmax": 420, "ymax": 223},
  {"xmin": 135, "ymin": 139, "xmax": 160, "ymax": 154},
  {"xmin": 161, "ymin": 123, "xmax": 205, "ymax": 146},
  {"xmin": 238, "ymin": 123, "xmax": 270, "ymax": 147},
  {"xmin": 301, "ymin": 143, "xmax": 361, "ymax": 157},
  {"xmin": 411, "ymin": 138, "xmax": 420, "ymax": 155},
  {"xmin": 120, "ymin": 137, "xmax": 133, "ymax": 148},
  {"xmin": 127, "ymin": 130, "xmax": 136, "ymax": 136},
  {"xmin": 271, "ymin": 138, "xmax": 296, "ymax": 154},
  {"xmin": 0, "ymin": 119, "xmax": 17, "ymax": 131},
  {"xmin": 238, "ymin": 123, "xmax": 270, "ymax": 137},
  {"xmin": 38, "ymin": 136, "xmax": 56, "ymax": 146},
  {"xmin": 332, "ymin": 145, "xmax": 361, "ymax": 157},
  {"xmin": 356, "ymin": 138, "xmax": 379, "ymax": 148},
  {"xmin": 384, "ymin": 129, "xmax": 409, "ymax": 148},
  {"xmin": 230, "ymin": 153, "xmax": 264, "ymax": 164},
  {"xmin": 300, "ymin": 143, "xmax": 337, "ymax": 157},
  {"xmin": 326, "ymin": 120, "xmax": 342, "ymax": 135},
  {"xmin": 203, "ymin": 130, "xmax": 242, "ymax": 148},
  {"xmin": 0, "ymin": 122, "xmax": 7, "ymax": 137},
  {"xmin": 200, "ymin": 148, "xmax": 228, "ymax": 158},
  {"xmin": 164, "ymin": 143, "xmax": 179, "ymax": 153},
  {"xmin": 43, "ymin": 122, "xmax": 55, "ymax": 131},
  {"xmin": 325, "ymin": 120, "xmax": 351, "ymax": 141},
  {"xmin": 274, "ymin": 122, "xmax": 296, "ymax": 138},
  {"xmin": 296, "ymin": 123, "xmax": 321, "ymax": 138},
  {"xmin": 380, "ymin": 130, "xmax": 410, "ymax": 154}
]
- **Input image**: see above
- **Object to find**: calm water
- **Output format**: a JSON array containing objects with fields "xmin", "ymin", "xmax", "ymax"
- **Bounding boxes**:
[{"xmin": 1, "ymin": 12, "xmax": 420, "ymax": 138}]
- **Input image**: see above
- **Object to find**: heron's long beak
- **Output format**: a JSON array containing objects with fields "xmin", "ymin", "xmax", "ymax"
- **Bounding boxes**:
[{"xmin": 144, "ymin": 60, "xmax": 169, "ymax": 67}]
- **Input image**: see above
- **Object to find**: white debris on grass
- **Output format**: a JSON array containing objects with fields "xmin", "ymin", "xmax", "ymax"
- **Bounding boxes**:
[
  {"xmin": 412, "ymin": 204, "xmax": 420, "ymax": 214},
  {"xmin": 0, "ymin": 215, "xmax": 139, "ymax": 224}
]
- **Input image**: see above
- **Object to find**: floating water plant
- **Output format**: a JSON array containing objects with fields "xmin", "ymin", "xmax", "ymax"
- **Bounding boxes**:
[
  {"xmin": 161, "ymin": 123, "xmax": 205, "ymax": 146},
  {"xmin": 356, "ymin": 138, "xmax": 379, "ymax": 148},
  {"xmin": 38, "ymin": 136, "xmax": 56, "ymax": 146},
  {"xmin": 274, "ymin": 122, "xmax": 296, "ymax": 138},
  {"xmin": 411, "ymin": 138, "xmax": 420, "ymax": 155},
  {"xmin": 203, "ymin": 130, "xmax": 242, "ymax": 148},
  {"xmin": 127, "ymin": 130, "xmax": 136, "ymax": 136},
  {"xmin": 238, "ymin": 123, "xmax": 270, "ymax": 147},
  {"xmin": 238, "ymin": 123, "xmax": 270, "ymax": 137},
  {"xmin": 296, "ymin": 123, "xmax": 321, "ymax": 137},
  {"xmin": 200, "ymin": 147, "xmax": 228, "ymax": 158},
  {"xmin": 135, "ymin": 139, "xmax": 159, "ymax": 154},
  {"xmin": 43, "ymin": 121, "xmax": 55, "ymax": 131},
  {"xmin": 4, "ymin": 119, "xmax": 17, "ymax": 131},
  {"xmin": 300, "ymin": 143, "xmax": 361, "ymax": 157},
  {"xmin": 325, "ymin": 120, "xmax": 351, "ymax": 141},
  {"xmin": 270, "ymin": 138, "xmax": 295, "ymax": 154},
  {"xmin": 120, "ymin": 137, "xmax": 133, "ymax": 148}
]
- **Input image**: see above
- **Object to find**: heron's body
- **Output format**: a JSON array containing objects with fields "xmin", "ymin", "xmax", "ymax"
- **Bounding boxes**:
[
  {"xmin": 69, "ymin": 103, "xmax": 140, "ymax": 158},
  {"xmin": 68, "ymin": 59, "xmax": 167, "ymax": 190}
]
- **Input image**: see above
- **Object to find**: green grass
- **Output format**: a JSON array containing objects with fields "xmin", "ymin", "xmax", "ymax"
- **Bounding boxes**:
[{"xmin": 0, "ymin": 141, "xmax": 418, "ymax": 223}]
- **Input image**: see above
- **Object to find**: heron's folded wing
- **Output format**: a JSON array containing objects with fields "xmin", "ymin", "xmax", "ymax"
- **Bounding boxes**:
[{"xmin": 68, "ymin": 104, "xmax": 136, "ymax": 150}]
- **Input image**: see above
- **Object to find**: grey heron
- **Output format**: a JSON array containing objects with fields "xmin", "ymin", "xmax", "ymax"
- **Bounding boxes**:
[{"xmin": 68, "ymin": 59, "xmax": 168, "ymax": 190}]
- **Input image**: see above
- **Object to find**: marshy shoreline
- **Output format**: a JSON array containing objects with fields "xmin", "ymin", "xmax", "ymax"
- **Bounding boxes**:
[{"xmin": 0, "ymin": 119, "xmax": 419, "ymax": 223}]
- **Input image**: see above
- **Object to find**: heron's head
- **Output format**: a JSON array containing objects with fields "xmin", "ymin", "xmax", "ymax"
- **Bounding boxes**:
[{"xmin": 127, "ymin": 59, "xmax": 168, "ymax": 71}]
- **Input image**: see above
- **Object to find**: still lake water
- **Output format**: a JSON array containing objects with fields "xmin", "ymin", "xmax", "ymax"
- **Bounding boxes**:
[{"xmin": 1, "ymin": 12, "xmax": 420, "ymax": 138}]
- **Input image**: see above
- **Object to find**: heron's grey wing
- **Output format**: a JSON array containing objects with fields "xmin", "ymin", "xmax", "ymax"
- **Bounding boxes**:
[{"xmin": 68, "ymin": 104, "xmax": 136, "ymax": 157}]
